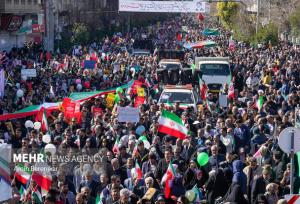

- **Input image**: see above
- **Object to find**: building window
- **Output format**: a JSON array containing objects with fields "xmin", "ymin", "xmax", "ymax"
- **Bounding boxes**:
[
  {"xmin": 34, "ymin": 0, "xmax": 37, "ymax": 4},
  {"xmin": 21, "ymin": 0, "xmax": 25, "ymax": 5},
  {"xmin": 28, "ymin": 0, "xmax": 32, "ymax": 4},
  {"xmin": 14, "ymin": 0, "xmax": 19, "ymax": 4},
  {"xmin": 6, "ymin": 0, "xmax": 12, "ymax": 4}
]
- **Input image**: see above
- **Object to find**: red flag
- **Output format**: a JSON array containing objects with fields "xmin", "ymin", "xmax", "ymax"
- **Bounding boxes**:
[
  {"xmin": 198, "ymin": 13, "xmax": 205, "ymax": 21},
  {"xmin": 228, "ymin": 82, "xmax": 235, "ymax": 100},
  {"xmin": 201, "ymin": 82, "xmax": 208, "ymax": 101},
  {"xmin": 35, "ymin": 107, "xmax": 48, "ymax": 132},
  {"xmin": 134, "ymin": 96, "xmax": 145, "ymax": 107},
  {"xmin": 177, "ymin": 33, "xmax": 182, "ymax": 41}
]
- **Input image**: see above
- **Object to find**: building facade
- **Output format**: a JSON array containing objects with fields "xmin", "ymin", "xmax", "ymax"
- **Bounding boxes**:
[{"xmin": 0, "ymin": 0, "xmax": 45, "ymax": 51}]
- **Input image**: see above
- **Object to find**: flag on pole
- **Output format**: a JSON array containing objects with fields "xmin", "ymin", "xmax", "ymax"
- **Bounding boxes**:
[
  {"xmin": 31, "ymin": 186, "xmax": 42, "ymax": 204},
  {"xmin": 35, "ymin": 107, "xmax": 49, "ymax": 132},
  {"xmin": 112, "ymin": 136, "xmax": 120, "ymax": 154},
  {"xmin": 14, "ymin": 164, "xmax": 32, "ymax": 185},
  {"xmin": 256, "ymin": 95, "xmax": 264, "ymax": 111},
  {"xmin": 19, "ymin": 185, "xmax": 26, "ymax": 201},
  {"xmin": 135, "ymin": 161, "xmax": 142, "ymax": 180},
  {"xmin": 163, "ymin": 161, "xmax": 176, "ymax": 198},
  {"xmin": 158, "ymin": 110, "xmax": 188, "ymax": 140},
  {"xmin": 95, "ymin": 193, "xmax": 103, "ymax": 204},
  {"xmin": 31, "ymin": 162, "xmax": 52, "ymax": 192}
]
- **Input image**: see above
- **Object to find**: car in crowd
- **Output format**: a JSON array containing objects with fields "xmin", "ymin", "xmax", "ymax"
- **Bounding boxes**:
[{"xmin": 158, "ymin": 84, "xmax": 200, "ymax": 112}]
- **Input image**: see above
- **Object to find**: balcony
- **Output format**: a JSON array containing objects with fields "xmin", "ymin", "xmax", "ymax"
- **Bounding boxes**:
[{"xmin": 1, "ymin": 0, "xmax": 42, "ymax": 14}]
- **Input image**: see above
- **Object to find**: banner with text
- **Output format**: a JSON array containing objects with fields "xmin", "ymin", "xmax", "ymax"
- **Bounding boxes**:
[
  {"xmin": 117, "ymin": 106, "xmax": 140, "ymax": 123},
  {"xmin": 119, "ymin": 0, "xmax": 209, "ymax": 13}
]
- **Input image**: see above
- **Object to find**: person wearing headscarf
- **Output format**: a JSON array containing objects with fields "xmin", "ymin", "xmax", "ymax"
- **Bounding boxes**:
[{"xmin": 232, "ymin": 160, "xmax": 247, "ymax": 195}]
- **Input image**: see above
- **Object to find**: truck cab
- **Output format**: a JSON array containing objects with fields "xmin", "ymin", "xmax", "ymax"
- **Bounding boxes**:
[{"xmin": 195, "ymin": 57, "xmax": 231, "ymax": 93}]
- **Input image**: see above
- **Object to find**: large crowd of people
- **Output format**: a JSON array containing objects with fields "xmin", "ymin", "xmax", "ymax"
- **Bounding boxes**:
[{"xmin": 0, "ymin": 13, "xmax": 300, "ymax": 204}]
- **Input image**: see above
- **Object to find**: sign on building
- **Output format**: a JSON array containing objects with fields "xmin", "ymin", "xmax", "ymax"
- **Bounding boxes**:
[{"xmin": 119, "ymin": 0, "xmax": 209, "ymax": 13}]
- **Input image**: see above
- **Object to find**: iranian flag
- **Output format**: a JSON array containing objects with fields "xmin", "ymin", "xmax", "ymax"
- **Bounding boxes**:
[
  {"xmin": 135, "ymin": 161, "xmax": 142, "ymax": 180},
  {"xmin": 158, "ymin": 110, "xmax": 188, "ymax": 140},
  {"xmin": 163, "ymin": 161, "xmax": 176, "ymax": 198},
  {"xmin": 256, "ymin": 95, "xmax": 264, "ymax": 111},
  {"xmin": 31, "ymin": 162, "xmax": 52, "ymax": 192},
  {"xmin": 35, "ymin": 107, "xmax": 48, "ymax": 132},
  {"xmin": 95, "ymin": 193, "xmax": 103, "ymax": 204},
  {"xmin": 31, "ymin": 186, "xmax": 42, "ymax": 204},
  {"xmin": 19, "ymin": 185, "xmax": 26, "ymax": 201},
  {"xmin": 14, "ymin": 164, "xmax": 32, "ymax": 185},
  {"xmin": 112, "ymin": 136, "xmax": 120, "ymax": 154}
]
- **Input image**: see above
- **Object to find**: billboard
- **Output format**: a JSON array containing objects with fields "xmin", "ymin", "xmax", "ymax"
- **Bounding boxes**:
[{"xmin": 119, "ymin": 0, "xmax": 209, "ymax": 13}]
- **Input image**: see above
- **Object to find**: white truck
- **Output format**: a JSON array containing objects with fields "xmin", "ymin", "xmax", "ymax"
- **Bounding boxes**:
[{"xmin": 195, "ymin": 57, "xmax": 231, "ymax": 92}]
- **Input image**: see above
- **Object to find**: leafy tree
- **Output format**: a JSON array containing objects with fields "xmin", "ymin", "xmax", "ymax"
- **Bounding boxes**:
[
  {"xmin": 289, "ymin": 6, "xmax": 300, "ymax": 36},
  {"xmin": 71, "ymin": 23, "xmax": 90, "ymax": 45},
  {"xmin": 255, "ymin": 23, "xmax": 278, "ymax": 45},
  {"xmin": 217, "ymin": 2, "xmax": 239, "ymax": 28}
]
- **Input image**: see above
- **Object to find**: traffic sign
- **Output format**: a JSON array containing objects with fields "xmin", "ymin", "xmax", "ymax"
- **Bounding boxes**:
[{"xmin": 278, "ymin": 127, "xmax": 300, "ymax": 154}]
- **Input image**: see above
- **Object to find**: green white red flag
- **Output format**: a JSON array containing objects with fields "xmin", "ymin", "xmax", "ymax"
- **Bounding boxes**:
[
  {"xmin": 14, "ymin": 164, "xmax": 32, "ymax": 185},
  {"xmin": 35, "ymin": 107, "xmax": 48, "ymax": 132},
  {"xmin": 158, "ymin": 110, "xmax": 188, "ymax": 140}
]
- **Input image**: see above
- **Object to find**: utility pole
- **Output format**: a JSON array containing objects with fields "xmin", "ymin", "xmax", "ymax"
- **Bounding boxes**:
[
  {"xmin": 268, "ymin": 0, "xmax": 271, "ymax": 23},
  {"xmin": 256, "ymin": 0, "xmax": 260, "ymax": 34},
  {"xmin": 44, "ymin": 0, "xmax": 55, "ymax": 51}
]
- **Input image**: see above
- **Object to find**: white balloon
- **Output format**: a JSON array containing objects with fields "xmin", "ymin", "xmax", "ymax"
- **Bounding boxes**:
[
  {"xmin": 21, "ymin": 75, "xmax": 27, "ymax": 81},
  {"xmin": 143, "ymin": 140, "xmax": 151, "ymax": 149},
  {"xmin": 25, "ymin": 120, "xmax": 34, "ymax": 128},
  {"xmin": 76, "ymin": 84, "xmax": 82, "ymax": 91},
  {"xmin": 42, "ymin": 134, "xmax": 51, "ymax": 144},
  {"xmin": 33, "ymin": 122, "xmax": 41, "ymax": 130},
  {"xmin": 44, "ymin": 144, "xmax": 56, "ymax": 155},
  {"xmin": 16, "ymin": 89, "xmax": 24, "ymax": 98}
]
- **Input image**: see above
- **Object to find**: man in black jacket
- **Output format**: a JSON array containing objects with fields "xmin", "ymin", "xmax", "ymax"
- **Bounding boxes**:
[
  {"xmin": 154, "ymin": 146, "xmax": 173, "ymax": 182},
  {"xmin": 251, "ymin": 167, "xmax": 271, "ymax": 204}
]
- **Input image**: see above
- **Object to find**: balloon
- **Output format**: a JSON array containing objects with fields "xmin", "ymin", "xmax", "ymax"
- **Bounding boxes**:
[
  {"xmin": 197, "ymin": 152, "xmax": 209, "ymax": 166},
  {"xmin": 139, "ymin": 135, "xmax": 148, "ymax": 141},
  {"xmin": 21, "ymin": 75, "xmax": 27, "ymax": 81},
  {"xmin": 42, "ymin": 134, "xmax": 51, "ymax": 144},
  {"xmin": 16, "ymin": 83, "xmax": 20, "ymax": 89},
  {"xmin": 84, "ymin": 81, "xmax": 90, "ymax": 89},
  {"xmin": 143, "ymin": 140, "xmax": 151, "ymax": 149},
  {"xmin": 135, "ymin": 126, "xmax": 145, "ymax": 136},
  {"xmin": 75, "ymin": 79, "xmax": 81, "ymax": 84},
  {"xmin": 116, "ymin": 87, "xmax": 123, "ymax": 94},
  {"xmin": 76, "ymin": 84, "xmax": 82, "ymax": 91},
  {"xmin": 115, "ymin": 94, "xmax": 120, "ymax": 103},
  {"xmin": 25, "ymin": 120, "xmax": 34, "ymax": 128},
  {"xmin": 16, "ymin": 89, "xmax": 24, "ymax": 98},
  {"xmin": 44, "ymin": 144, "xmax": 56, "ymax": 155},
  {"xmin": 185, "ymin": 190, "xmax": 196, "ymax": 202},
  {"xmin": 33, "ymin": 122, "xmax": 41, "ymax": 130}
]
